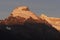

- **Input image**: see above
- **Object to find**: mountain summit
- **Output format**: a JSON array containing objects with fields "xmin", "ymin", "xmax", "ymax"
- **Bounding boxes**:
[{"xmin": 11, "ymin": 6, "xmax": 39, "ymax": 20}]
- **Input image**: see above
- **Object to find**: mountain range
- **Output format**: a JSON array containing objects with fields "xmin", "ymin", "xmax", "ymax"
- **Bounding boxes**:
[{"xmin": 0, "ymin": 6, "xmax": 60, "ymax": 40}]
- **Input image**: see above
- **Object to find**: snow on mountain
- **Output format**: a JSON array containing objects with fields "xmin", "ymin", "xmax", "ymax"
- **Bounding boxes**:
[
  {"xmin": 0, "ymin": 6, "xmax": 60, "ymax": 31},
  {"xmin": 40, "ymin": 14, "xmax": 60, "ymax": 31},
  {"xmin": 11, "ymin": 6, "xmax": 39, "ymax": 20}
]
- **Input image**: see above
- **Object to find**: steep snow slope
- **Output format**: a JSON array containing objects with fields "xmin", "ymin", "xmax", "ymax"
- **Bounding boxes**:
[{"xmin": 40, "ymin": 14, "xmax": 60, "ymax": 31}]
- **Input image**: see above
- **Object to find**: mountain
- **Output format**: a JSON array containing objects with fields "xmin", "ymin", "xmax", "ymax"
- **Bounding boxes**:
[
  {"xmin": 0, "ymin": 6, "xmax": 60, "ymax": 40},
  {"xmin": 40, "ymin": 14, "xmax": 60, "ymax": 31},
  {"xmin": 0, "ymin": 6, "xmax": 42, "ymax": 25},
  {"xmin": 11, "ymin": 6, "xmax": 39, "ymax": 20}
]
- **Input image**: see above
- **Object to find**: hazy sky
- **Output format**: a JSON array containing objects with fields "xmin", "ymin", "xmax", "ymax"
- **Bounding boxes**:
[{"xmin": 0, "ymin": 0, "xmax": 60, "ymax": 19}]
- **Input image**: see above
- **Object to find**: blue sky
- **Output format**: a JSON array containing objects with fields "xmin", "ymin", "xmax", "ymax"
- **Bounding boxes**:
[{"xmin": 0, "ymin": 0, "xmax": 60, "ymax": 19}]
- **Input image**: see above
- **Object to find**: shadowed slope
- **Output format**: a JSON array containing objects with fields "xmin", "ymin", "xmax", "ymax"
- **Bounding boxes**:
[{"xmin": 0, "ymin": 17, "xmax": 60, "ymax": 40}]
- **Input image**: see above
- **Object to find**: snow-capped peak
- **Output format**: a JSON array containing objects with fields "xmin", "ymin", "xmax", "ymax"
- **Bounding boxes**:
[{"xmin": 11, "ymin": 6, "xmax": 39, "ymax": 20}]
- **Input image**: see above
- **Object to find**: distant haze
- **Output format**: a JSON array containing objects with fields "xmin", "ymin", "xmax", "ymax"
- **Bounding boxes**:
[{"xmin": 0, "ymin": 0, "xmax": 60, "ymax": 19}]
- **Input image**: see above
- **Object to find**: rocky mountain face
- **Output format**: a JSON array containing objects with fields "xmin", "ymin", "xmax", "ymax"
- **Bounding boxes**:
[{"xmin": 0, "ymin": 6, "xmax": 60, "ymax": 40}]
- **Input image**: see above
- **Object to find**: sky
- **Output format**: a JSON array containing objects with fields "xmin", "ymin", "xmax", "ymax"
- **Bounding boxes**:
[{"xmin": 0, "ymin": 0, "xmax": 60, "ymax": 19}]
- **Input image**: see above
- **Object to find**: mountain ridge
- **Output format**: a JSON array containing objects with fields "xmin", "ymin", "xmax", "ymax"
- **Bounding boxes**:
[
  {"xmin": 0, "ymin": 6, "xmax": 60, "ymax": 31},
  {"xmin": 0, "ymin": 6, "xmax": 60, "ymax": 40},
  {"xmin": 40, "ymin": 14, "xmax": 60, "ymax": 31}
]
